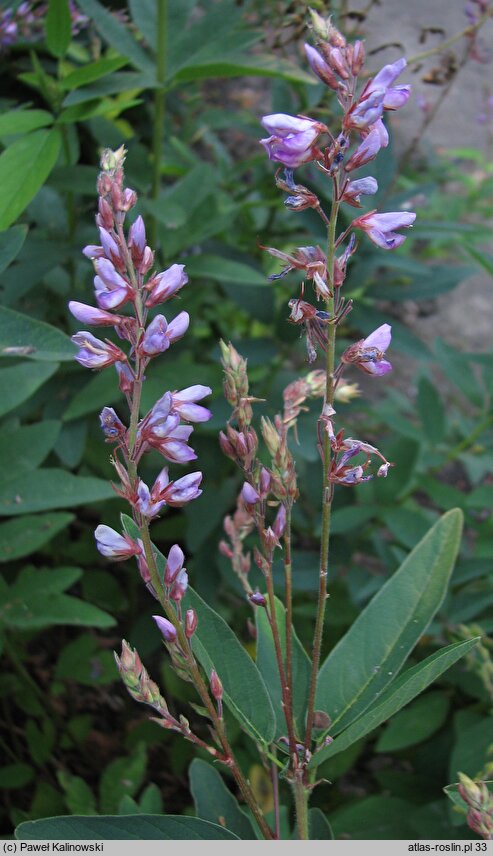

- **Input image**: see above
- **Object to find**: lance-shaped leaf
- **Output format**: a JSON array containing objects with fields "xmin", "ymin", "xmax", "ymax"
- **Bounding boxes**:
[
  {"xmin": 15, "ymin": 815, "xmax": 239, "ymax": 840},
  {"xmin": 316, "ymin": 510, "xmax": 463, "ymax": 735},
  {"xmin": 184, "ymin": 588, "xmax": 276, "ymax": 745},
  {"xmin": 0, "ymin": 306, "xmax": 75, "ymax": 361},
  {"xmin": 190, "ymin": 759, "xmax": 256, "ymax": 840},
  {"xmin": 0, "ymin": 470, "xmax": 115, "ymax": 516},
  {"xmin": 310, "ymin": 638, "xmax": 479, "ymax": 766},
  {"xmin": 256, "ymin": 595, "xmax": 311, "ymax": 737},
  {"xmin": 0, "ymin": 129, "xmax": 61, "ymax": 230}
]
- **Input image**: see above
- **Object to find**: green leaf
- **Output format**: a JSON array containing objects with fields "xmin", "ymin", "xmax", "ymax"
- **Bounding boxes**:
[
  {"xmin": 464, "ymin": 245, "xmax": 493, "ymax": 278},
  {"xmin": 0, "ymin": 764, "xmax": 34, "ymax": 789},
  {"xmin": 0, "ymin": 469, "xmax": 116, "ymax": 516},
  {"xmin": 444, "ymin": 780, "xmax": 493, "ymax": 815},
  {"xmin": 190, "ymin": 759, "xmax": 256, "ymax": 840},
  {"xmin": 185, "ymin": 255, "xmax": 266, "ymax": 286},
  {"xmin": 0, "ymin": 306, "xmax": 75, "ymax": 361},
  {"xmin": 75, "ymin": 0, "xmax": 156, "ymax": 76},
  {"xmin": 375, "ymin": 690, "xmax": 450, "ymax": 752},
  {"xmin": 311, "ymin": 639, "xmax": 479, "ymax": 766},
  {"xmin": 449, "ymin": 715, "xmax": 493, "ymax": 780},
  {"xmin": 16, "ymin": 815, "xmax": 239, "ymax": 840},
  {"xmin": 61, "ymin": 57, "xmax": 128, "ymax": 90},
  {"xmin": 417, "ymin": 376, "xmax": 446, "ymax": 444},
  {"xmin": 256, "ymin": 595, "xmax": 311, "ymax": 737},
  {"xmin": 0, "ymin": 129, "xmax": 62, "ymax": 231},
  {"xmin": 330, "ymin": 796, "xmax": 416, "ymax": 839},
  {"xmin": 0, "ymin": 513, "xmax": 74, "ymax": 563},
  {"xmin": 0, "ymin": 566, "xmax": 115, "ymax": 630},
  {"xmin": 316, "ymin": 510, "xmax": 463, "ymax": 736},
  {"xmin": 58, "ymin": 772, "xmax": 97, "ymax": 816},
  {"xmin": 0, "ymin": 420, "xmax": 60, "ymax": 476},
  {"xmin": 0, "ymin": 110, "xmax": 53, "ymax": 137},
  {"xmin": 0, "ymin": 362, "xmax": 58, "ymax": 418},
  {"xmin": 308, "ymin": 808, "xmax": 334, "ymax": 840},
  {"xmin": 184, "ymin": 588, "xmax": 276, "ymax": 745},
  {"xmin": 99, "ymin": 744, "xmax": 147, "ymax": 814},
  {"xmin": 138, "ymin": 784, "xmax": 163, "ymax": 815},
  {"xmin": 175, "ymin": 54, "xmax": 315, "ymax": 85},
  {"xmin": 63, "ymin": 370, "xmax": 123, "ymax": 421},
  {"xmin": 46, "ymin": 0, "xmax": 71, "ymax": 57},
  {"xmin": 0, "ymin": 226, "xmax": 28, "ymax": 275}
]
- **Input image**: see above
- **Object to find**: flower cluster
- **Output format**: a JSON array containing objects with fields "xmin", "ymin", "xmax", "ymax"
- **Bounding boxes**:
[{"xmin": 70, "ymin": 145, "xmax": 211, "ymax": 667}]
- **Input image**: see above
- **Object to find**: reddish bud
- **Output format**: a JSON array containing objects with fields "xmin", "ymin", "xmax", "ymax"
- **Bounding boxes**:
[{"xmin": 185, "ymin": 608, "xmax": 198, "ymax": 638}]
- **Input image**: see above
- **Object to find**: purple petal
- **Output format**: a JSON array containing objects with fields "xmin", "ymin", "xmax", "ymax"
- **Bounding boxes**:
[
  {"xmin": 363, "ymin": 323, "xmax": 392, "ymax": 352},
  {"xmin": 371, "ymin": 57, "xmax": 407, "ymax": 90}
]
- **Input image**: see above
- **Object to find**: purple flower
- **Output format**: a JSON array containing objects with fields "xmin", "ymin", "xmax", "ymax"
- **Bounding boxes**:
[
  {"xmin": 94, "ymin": 525, "xmax": 140, "ymax": 559},
  {"xmin": 344, "ymin": 90, "xmax": 385, "ymax": 131},
  {"xmin": 164, "ymin": 543, "xmax": 185, "ymax": 585},
  {"xmin": 160, "ymin": 471, "xmax": 203, "ymax": 507},
  {"xmin": 94, "ymin": 258, "xmax": 132, "ymax": 310},
  {"xmin": 99, "ymin": 406, "xmax": 125, "ymax": 439},
  {"xmin": 352, "ymin": 210, "xmax": 416, "ymax": 249},
  {"xmin": 341, "ymin": 176, "xmax": 378, "ymax": 207},
  {"xmin": 99, "ymin": 228, "xmax": 122, "ymax": 268},
  {"xmin": 167, "ymin": 311, "xmax": 189, "ymax": 343},
  {"xmin": 140, "ymin": 315, "xmax": 171, "ymax": 356},
  {"xmin": 170, "ymin": 568, "xmax": 188, "ymax": 603},
  {"xmin": 72, "ymin": 331, "xmax": 126, "ymax": 369},
  {"xmin": 145, "ymin": 264, "xmax": 188, "ymax": 308},
  {"xmin": 170, "ymin": 385, "xmax": 212, "ymax": 422},
  {"xmin": 241, "ymin": 482, "xmax": 260, "ymax": 505},
  {"xmin": 128, "ymin": 216, "xmax": 146, "ymax": 255},
  {"xmin": 136, "ymin": 479, "xmax": 166, "ymax": 518},
  {"xmin": 69, "ymin": 301, "xmax": 121, "ymax": 327},
  {"xmin": 260, "ymin": 113, "xmax": 326, "ymax": 169},
  {"xmin": 366, "ymin": 57, "xmax": 411, "ymax": 111},
  {"xmin": 153, "ymin": 615, "xmax": 177, "ymax": 643},
  {"xmin": 341, "ymin": 324, "xmax": 393, "ymax": 376},
  {"xmin": 149, "ymin": 416, "xmax": 197, "ymax": 463},
  {"xmin": 344, "ymin": 127, "xmax": 382, "ymax": 172}
]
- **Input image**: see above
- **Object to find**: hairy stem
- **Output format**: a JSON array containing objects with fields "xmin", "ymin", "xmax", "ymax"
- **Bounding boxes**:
[
  {"xmin": 304, "ymin": 197, "xmax": 340, "ymax": 751},
  {"xmin": 149, "ymin": 0, "xmax": 167, "ymax": 254},
  {"xmin": 293, "ymin": 773, "xmax": 309, "ymax": 840}
]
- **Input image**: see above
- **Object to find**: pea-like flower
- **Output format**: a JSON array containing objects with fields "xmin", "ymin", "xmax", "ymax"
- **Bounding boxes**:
[
  {"xmin": 344, "ymin": 127, "xmax": 383, "ymax": 172},
  {"xmin": 94, "ymin": 525, "xmax": 141, "ymax": 559},
  {"xmin": 341, "ymin": 176, "xmax": 378, "ymax": 207},
  {"xmin": 170, "ymin": 385, "xmax": 212, "ymax": 423},
  {"xmin": 99, "ymin": 406, "xmax": 126, "ymax": 439},
  {"xmin": 68, "ymin": 301, "xmax": 123, "ymax": 327},
  {"xmin": 365, "ymin": 57, "xmax": 411, "ymax": 111},
  {"xmin": 351, "ymin": 209, "xmax": 416, "ymax": 249},
  {"xmin": 153, "ymin": 615, "xmax": 177, "ymax": 643},
  {"xmin": 260, "ymin": 113, "xmax": 327, "ymax": 169},
  {"xmin": 145, "ymin": 264, "xmax": 188, "ymax": 308},
  {"xmin": 94, "ymin": 258, "xmax": 133, "ymax": 310},
  {"xmin": 72, "ymin": 331, "xmax": 127, "ymax": 369},
  {"xmin": 341, "ymin": 324, "xmax": 392, "ymax": 376}
]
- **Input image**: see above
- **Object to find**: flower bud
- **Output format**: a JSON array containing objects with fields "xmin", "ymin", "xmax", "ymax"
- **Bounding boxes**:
[
  {"xmin": 153, "ymin": 615, "xmax": 177, "ymax": 643},
  {"xmin": 210, "ymin": 669, "xmax": 223, "ymax": 701},
  {"xmin": 249, "ymin": 591, "xmax": 267, "ymax": 607},
  {"xmin": 185, "ymin": 608, "xmax": 198, "ymax": 638}
]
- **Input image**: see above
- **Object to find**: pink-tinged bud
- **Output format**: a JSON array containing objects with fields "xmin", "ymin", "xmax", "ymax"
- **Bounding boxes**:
[
  {"xmin": 121, "ymin": 188, "xmax": 137, "ymax": 211},
  {"xmin": 99, "ymin": 406, "xmax": 125, "ymax": 439},
  {"xmin": 94, "ymin": 524, "xmax": 140, "ymax": 560},
  {"xmin": 351, "ymin": 40, "xmax": 365, "ymax": 75},
  {"xmin": 259, "ymin": 467, "xmax": 271, "ymax": 497},
  {"xmin": 72, "ymin": 332, "xmax": 126, "ymax": 369},
  {"xmin": 118, "ymin": 639, "xmax": 142, "ymax": 674},
  {"xmin": 344, "ymin": 127, "xmax": 382, "ymax": 172},
  {"xmin": 128, "ymin": 215, "xmax": 146, "ymax": 261},
  {"xmin": 351, "ymin": 210, "xmax": 416, "ymax": 250},
  {"xmin": 304, "ymin": 43, "xmax": 340, "ymax": 89},
  {"xmin": 145, "ymin": 264, "xmax": 188, "ymax": 308},
  {"xmin": 99, "ymin": 228, "xmax": 121, "ymax": 266},
  {"xmin": 164, "ymin": 544, "xmax": 185, "ymax": 585},
  {"xmin": 327, "ymin": 46, "xmax": 350, "ymax": 79},
  {"xmin": 166, "ymin": 311, "xmax": 189, "ymax": 343},
  {"xmin": 153, "ymin": 615, "xmax": 177, "ymax": 643},
  {"xmin": 170, "ymin": 568, "xmax": 188, "ymax": 602},
  {"xmin": 263, "ymin": 526, "xmax": 280, "ymax": 551},
  {"xmin": 242, "ymin": 482, "xmax": 260, "ymax": 506},
  {"xmin": 377, "ymin": 462, "xmax": 390, "ymax": 478},
  {"xmin": 141, "ymin": 246, "xmax": 154, "ymax": 275},
  {"xmin": 115, "ymin": 360, "xmax": 134, "ymax": 395},
  {"xmin": 210, "ymin": 669, "xmax": 223, "ymax": 701},
  {"xmin": 219, "ymin": 540, "xmax": 234, "ymax": 559},
  {"xmin": 185, "ymin": 608, "xmax": 198, "ymax": 638},
  {"xmin": 82, "ymin": 245, "xmax": 104, "ymax": 260},
  {"xmin": 273, "ymin": 504, "xmax": 287, "ymax": 539},
  {"xmin": 219, "ymin": 431, "xmax": 236, "ymax": 460},
  {"xmin": 249, "ymin": 591, "xmax": 267, "ymax": 607},
  {"xmin": 97, "ymin": 197, "xmax": 113, "ymax": 230},
  {"xmin": 69, "ymin": 301, "xmax": 119, "ymax": 327}
]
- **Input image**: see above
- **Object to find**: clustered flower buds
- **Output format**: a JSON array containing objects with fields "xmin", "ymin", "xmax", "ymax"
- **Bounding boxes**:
[{"xmin": 457, "ymin": 772, "xmax": 493, "ymax": 839}]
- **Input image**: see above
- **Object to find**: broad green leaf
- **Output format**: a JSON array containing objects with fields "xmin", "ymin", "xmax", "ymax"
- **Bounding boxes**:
[
  {"xmin": 185, "ymin": 255, "xmax": 266, "ymax": 286},
  {"xmin": 61, "ymin": 57, "xmax": 128, "ymax": 90},
  {"xmin": 0, "ymin": 362, "xmax": 58, "ymax": 418},
  {"xmin": 0, "ymin": 110, "xmax": 53, "ymax": 137},
  {"xmin": 175, "ymin": 54, "xmax": 315, "ymax": 85},
  {"xmin": 0, "ymin": 226, "xmax": 28, "ymax": 275},
  {"xmin": 99, "ymin": 744, "xmax": 146, "ymax": 814},
  {"xmin": 190, "ymin": 759, "xmax": 256, "ymax": 840},
  {"xmin": 0, "ymin": 513, "xmax": 74, "ymax": 563},
  {"xmin": 466, "ymin": 484, "xmax": 493, "ymax": 508},
  {"xmin": 62, "ymin": 72, "xmax": 153, "ymax": 106},
  {"xmin": 375, "ymin": 690, "xmax": 449, "ymax": 752},
  {"xmin": 330, "ymin": 796, "xmax": 416, "ymax": 839},
  {"xmin": 449, "ymin": 715, "xmax": 493, "ymax": 780},
  {"xmin": 256, "ymin": 595, "xmax": 311, "ymax": 737},
  {"xmin": 0, "ymin": 764, "xmax": 34, "ymax": 789},
  {"xmin": 417, "ymin": 376, "xmax": 445, "ymax": 444},
  {"xmin": 308, "ymin": 808, "xmax": 334, "ymax": 840},
  {"xmin": 316, "ymin": 510, "xmax": 463, "ymax": 735},
  {"xmin": 0, "ymin": 566, "xmax": 115, "ymax": 629},
  {"xmin": 58, "ymin": 772, "xmax": 97, "ymax": 815},
  {"xmin": 46, "ymin": 0, "xmax": 71, "ymax": 57},
  {"xmin": 75, "ymin": 0, "xmax": 156, "ymax": 76},
  {"xmin": 16, "ymin": 815, "xmax": 239, "ymax": 840},
  {"xmin": 63, "ymin": 370, "xmax": 123, "ymax": 421},
  {"xmin": 330, "ymin": 505, "xmax": 374, "ymax": 535},
  {"xmin": 312, "ymin": 639, "xmax": 479, "ymax": 766},
  {"xmin": 0, "ymin": 420, "xmax": 60, "ymax": 475},
  {"xmin": 57, "ymin": 96, "xmax": 142, "ymax": 125},
  {"xmin": 0, "ymin": 469, "xmax": 115, "ymax": 516},
  {"xmin": 184, "ymin": 588, "xmax": 276, "ymax": 745},
  {"xmin": 0, "ymin": 306, "xmax": 74, "ymax": 361},
  {"xmin": 128, "ymin": 0, "xmax": 159, "ymax": 47},
  {"xmin": 0, "ymin": 129, "xmax": 62, "ymax": 231}
]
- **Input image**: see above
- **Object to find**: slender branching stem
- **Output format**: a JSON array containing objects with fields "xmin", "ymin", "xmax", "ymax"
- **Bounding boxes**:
[
  {"xmin": 304, "ymin": 194, "xmax": 340, "ymax": 752},
  {"xmin": 293, "ymin": 772, "xmax": 310, "ymax": 840},
  {"xmin": 284, "ymin": 505, "xmax": 294, "ymax": 736},
  {"xmin": 264, "ymin": 562, "xmax": 297, "ymax": 755},
  {"xmin": 407, "ymin": 6, "xmax": 493, "ymax": 65}
]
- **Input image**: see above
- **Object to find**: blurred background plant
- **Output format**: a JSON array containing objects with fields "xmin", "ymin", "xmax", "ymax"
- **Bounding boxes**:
[{"xmin": 0, "ymin": 0, "xmax": 492, "ymax": 840}]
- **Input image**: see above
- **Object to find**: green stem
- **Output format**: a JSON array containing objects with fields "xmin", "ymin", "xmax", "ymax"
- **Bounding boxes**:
[
  {"xmin": 264, "ymin": 559, "xmax": 297, "ymax": 755},
  {"xmin": 150, "ymin": 0, "xmax": 167, "ymax": 254},
  {"xmin": 304, "ymin": 198, "xmax": 340, "ymax": 752},
  {"xmin": 407, "ymin": 6, "xmax": 493, "ymax": 65},
  {"xmin": 284, "ymin": 505, "xmax": 294, "ymax": 734},
  {"xmin": 293, "ymin": 773, "xmax": 309, "ymax": 840}
]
